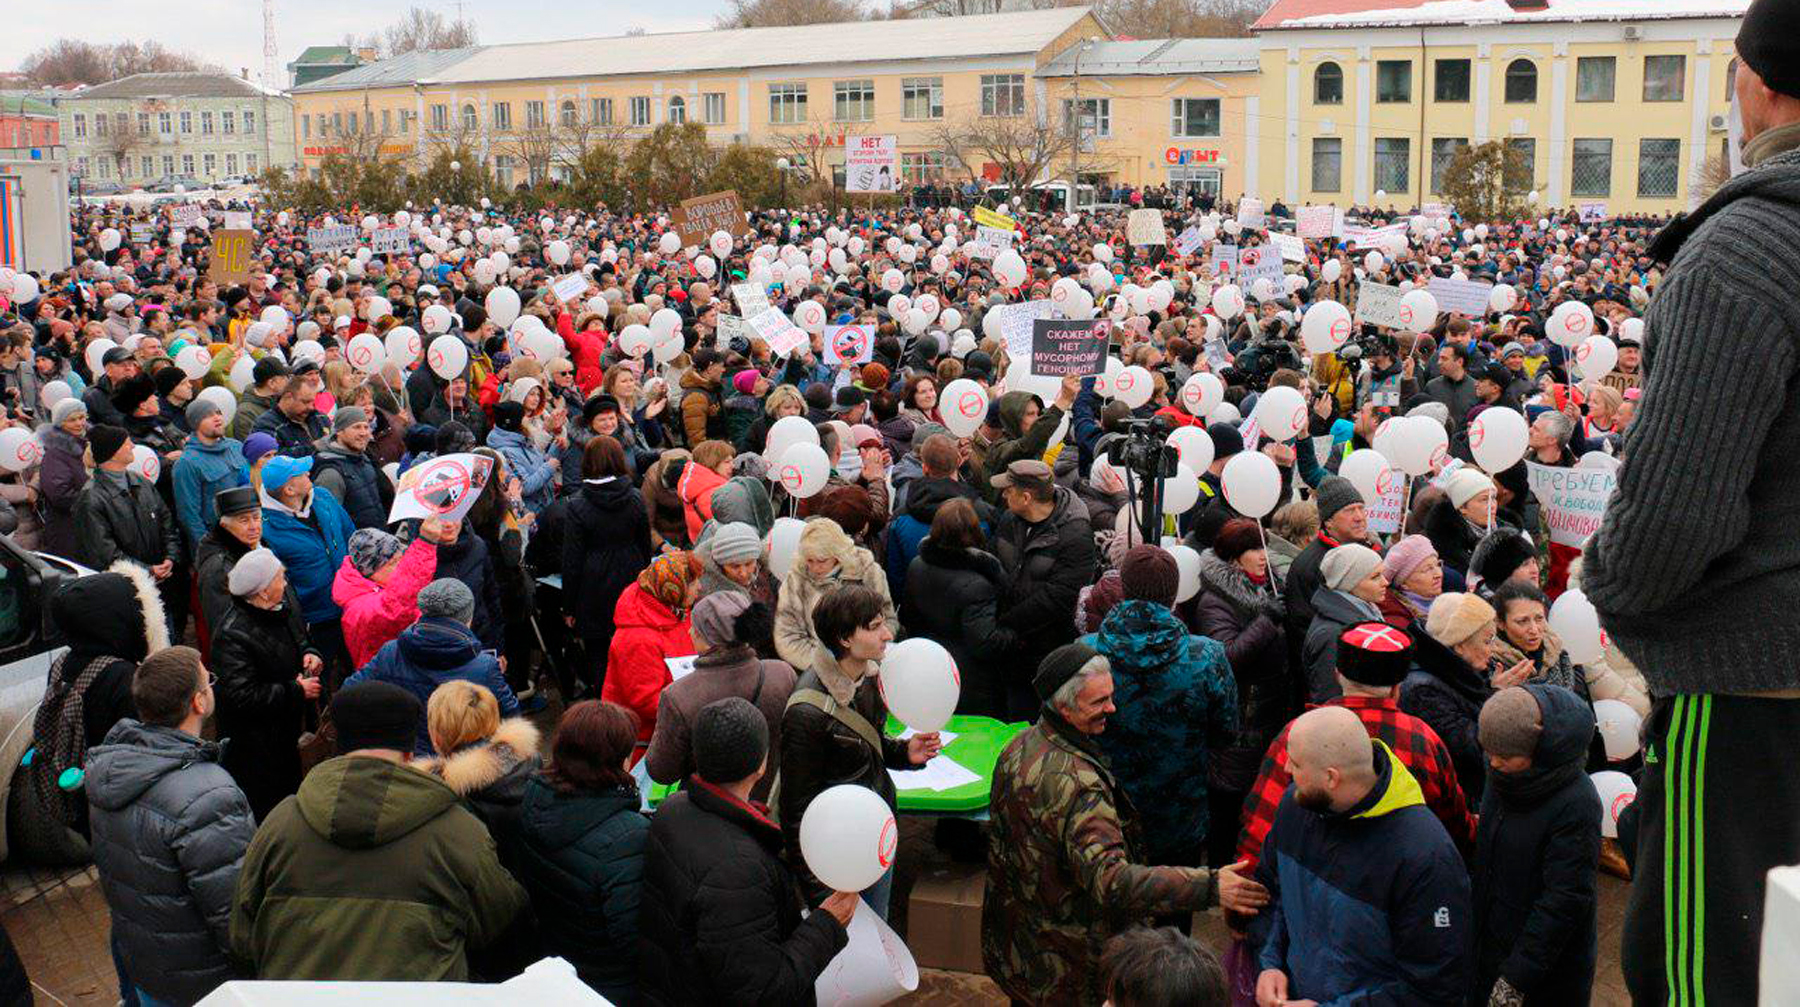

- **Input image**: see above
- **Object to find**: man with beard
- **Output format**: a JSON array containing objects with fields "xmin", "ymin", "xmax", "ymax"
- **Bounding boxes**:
[{"xmin": 1250, "ymin": 705, "xmax": 1471, "ymax": 1007}]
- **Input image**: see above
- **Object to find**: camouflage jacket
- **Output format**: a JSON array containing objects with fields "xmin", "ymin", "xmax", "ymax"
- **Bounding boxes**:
[{"xmin": 981, "ymin": 712, "xmax": 1217, "ymax": 1005}]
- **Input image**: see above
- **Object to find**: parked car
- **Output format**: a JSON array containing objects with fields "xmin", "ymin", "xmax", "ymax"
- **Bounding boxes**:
[
  {"xmin": 143, "ymin": 175, "xmax": 204, "ymax": 193},
  {"xmin": 77, "ymin": 179, "xmax": 126, "ymax": 196}
]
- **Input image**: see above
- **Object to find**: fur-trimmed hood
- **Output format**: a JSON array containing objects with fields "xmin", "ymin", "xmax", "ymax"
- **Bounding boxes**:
[
  {"xmin": 51, "ymin": 560, "xmax": 170, "ymax": 663},
  {"xmin": 415, "ymin": 717, "xmax": 542, "ymax": 798},
  {"xmin": 1198, "ymin": 548, "xmax": 1270, "ymax": 619}
]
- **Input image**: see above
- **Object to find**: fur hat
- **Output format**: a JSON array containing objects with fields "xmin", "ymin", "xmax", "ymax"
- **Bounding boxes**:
[
  {"xmin": 1474, "ymin": 531, "xmax": 1537, "ymax": 588},
  {"xmin": 110, "ymin": 372, "xmax": 157, "ymax": 415},
  {"xmin": 1426, "ymin": 592, "xmax": 1497, "ymax": 649},
  {"xmin": 1321, "ymin": 543, "xmax": 1384, "ymax": 592}
]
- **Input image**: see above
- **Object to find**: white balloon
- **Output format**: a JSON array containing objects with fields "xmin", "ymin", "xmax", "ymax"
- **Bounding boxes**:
[
  {"xmin": 0, "ymin": 428, "xmax": 40, "ymax": 472},
  {"xmin": 1210, "ymin": 401, "xmax": 1241, "ymax": 424},
  {"xmin": 1546, "ymin": 301, "xmax": 1596, "ymax": 347},
  {"xmin": 1252, "ymin": 384, "xmax": 1308, "ymax": 442},
  {"xmin": 39, "ymin": 380, "xmax": 72, "ymax": 409},
  {"xmin": 1468, "ymin": 407, "xmax": 1529, "ymax": 472},
  {"xmin": 426, "ymin": 335, "xmax": 469, "ymax": 380},
  {"xmin": 939, "ymin": 379, "xmax": 989, "ymax": 438},
  {"xmin": 618, "ymin": 324, "xmax": 653, "ymax": 358},
  {"xmin": 1181, "ymin": 373, "xmax": 1224, "ymax": 418},
  {"xmin": 546, "ymin": 239, "xmax": 571, "ymax": 266},
  {"xmin": 1160, "ymin": 464, "xmax": 1201, "ymax": 515},
  {"xmin": 364, "ymin": 295, "xmax": 393, "ymax": 322},
  {"xmin": 1321, "ymin": 259, "xmax": 1343, "ymax": 283},
  {"xmin": 196, "ymin": 386, "xmax": 237, "ymax": 426},
  {"xmin": 260, "ymin": 305, "xmax": 289, "ymax": 329},
  {"xmin": 1549, "ymin": 588, "xmax": 1607, "ymax": 665},
  {"xmin": 879, "ymin": 638, "xmax": 961, "ymax": 732},
  {"xmin": 1300, "ymin": 299, "xmax": 1354, "ymax": 354},
  {"xmin": 484, "ymin": 287, "xmax": 521, "ymax": 328},
  {"xmin": 1167, "ymin": 543, "xmax": 1203, "ymax": 603},
  {"xmin": 130, "ymin": 444, "xmax": 161, "ymax": 483},
  {"xmin": 774, "ymin": 442, "xmax": 831, "ymax": 499},
  {"xmin": 1391, "ymin": 414, "xmax": 1450, "ymax": 476},
  {"xmin": 793, "ymin": 300, "xmax": 826, "ymax": 334},
  {"xmin": 1574, "ymin": 335, "xmax": 1619, "ymax": 381},
  {"xmin": 1212, "ymin": 284, "xmax": 1244, "ymax": 319},
  {"xmin": 939, "ymin": 308, "xmax": 963, "ymax": 332},
  {"xmin": 1592, "ymin": 699, "xmax": 1643, "ymax": 762},
  {"xmin": 993, "ymin": 251, "xmax": 1027, "ymax": 288},
  {"xmin": 764, "ymin": 415, "xmax": 820, "ymax": 467},
  {"xmin": 1590, "ymin": 770, "xmax": 1637, "ymax": 838},
  {"xmin": 228, "ymin": 354, "xmax": 257, "ymax": 392},
  {"xmin": 1489, "ymin": 283, "xmax": 1518, "ymax": 313},
  {"xmin": 1094, "ymin": 356, "xmax": 1125, "ymax": 399},
  {"xmin": 1221, "ymin": 451, "xmax": 1281, "ymax": 518},
  {"xmin": 651, "ymin": 328, "xmax": 683, "ymax": 365},
  {"xmin": 1398, "ymin": 289, "xmax": 1439, "ymax": 333},
  {"xmin": 1093, "ymin": 242, "xmax": 1114, "ymax": 264},
  {"xmin": 1115, "ymin": 365, "xmax": 1153, "ymax": 409},
  {"xmin": 1339, "ymin": 448, "xmax": 1397, "ymax": 507},
  {"xmin": 799, "ymin": 784, "xmax": 896, "ymax": 893},
  {"xmin": 765, "ymin": 516, "xmax": 806, "ymax": 581},
  {"xmin": 1365, "ymin": 250, "xmax": 1386, "ymax": 273},
  {"xmin": 85, "ymin": 338, "xmax": 119, "ymax": 376},
  {"xmin": 658, "ymin": 231, "xmax": 681, "ymax": 255},
  {"xmin": 99, "ymin": 227, "xmax": 121, "ymax": 251},
  {"xmin": 1620, "ymin": 317, "xmax": 1644, "ymax": 343},
  {"xmin": 650, "ymin": 308, "xmax": 684, "ymax": 339},
  {"xmin": 345, "ymin": 333, "xmax": 387, "ymax": 373},
  {"xmin": 291, "ymin": 340, "xmax": 325, "ymax": 366},
  {"xmin": 1168, "ymin": 425, "xmax": 1214, "ymax": 472},
  {"xmin": 385, "ymin": 326, "xmax": 422, "ymax": 369},
  {"xmin": 174, "ymin": 345, "xmax": 211, "ymax": 380},
  {"xmin": 694, "ymin": 254, "xmax": 717, "ymax": 279}
]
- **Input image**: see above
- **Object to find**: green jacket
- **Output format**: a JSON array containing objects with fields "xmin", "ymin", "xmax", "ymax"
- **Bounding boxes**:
[
  {"xmin": 981, "ymin": 712, "xmax": 1217, "ymax": 1005},
  {"xmin": 977, "ymin": 390, "xmax": 1065, "ymax": 503},
  {"xmin": 230, "ymin": 755, "xmax": 528, "ymax": 981},
  {"xmin": 229, "ymin": 389, "xmax": 276, "ymax": 442}
]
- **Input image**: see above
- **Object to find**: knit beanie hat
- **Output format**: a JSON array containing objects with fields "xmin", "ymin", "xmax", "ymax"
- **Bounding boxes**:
[
  {"xmin": 418, "ymin": 577, "xmax": 476, "ymax": 623},
  {"xmin": 1443, "ymin": 468, "xmax": 1495, "ymax": 509},
  {"xmin": 1426, "ymin": 592, "xmax": 1497, "ymax": 649},
  {"xmin": 227, "ymin": 547, "xmax": 283, "ymax": 597},
  {"xmin": 1336, "ymin": 621, "xmax": 1415, "ymax": 687},
  {"xmin": 331, "ymin": 681, "xmax": 422, "ymax": 754},
  {"xmin": 348, "ymin": 528, "xmax": 404, "ymax": 578},
  {"xmin": 51, "ymin": 397, "xmax": 87, "ymax": 427},
  {"xmin": 1479, "ymin": 686, "xmax": 1544, "ymax": 760},
  {"xmin": 1207, "ymin": 421, "xmax": 1244, "ymax": 460},
  {"xmin": 1118, "ymin": 545, "xmax": 1179, "ymax": 607},
  {"xmin": 693, "ymin": 697, "xmax": 768, "ymax": 784},
  {"xmin": 1474, "ymin": 531, "xmax": 1537, "ymax": 588},
  {"xmin": 691, "ymin": 591, "xmax": 752, "ymax": 648},
  {"xmin": 243, "ymin": 431, "xmax": 279, "ymax": 465},
  {"xmin": 1314, "ymin": 476, "xmax": 1362, "ymax": 525},
  {"xmin": 492, "ymin": 400, "xmax": 525, "ymax": 433},
  {"xmin": 88, "ymin": 424, "xmax": 130, "ymax": 465},
  {"xmin": 732, "ymin": 369, "xmax": 760, "ymax": 395},
  {"xmin": 1321, "ymin": 543, "xmax": 1384, "ymax": 592},
  {"xmin": 1382, "ymin": 535, "xmax": 1438, "ymax": 587},
  {"xmin": 1737, "ymin": 0, "xmax": 1800, "ymax": 100},
  {"xmin": 154, "ymin": 366, "xmax": 189, "ymax": 400},
  {"xmin": 702, "ymin": 521, "xmax": 763, "ymax": 566},
  {"xmin": 1077, "ymin": 570, "xmax": 1126, "ymax": 634},
  {"xmin": 332, "ymin": 405, "xmax": 370, "ymax": 434},
  {"xmin": 185, "ymin": 396, "xmax": 221, "ymax": 430},
  {"xmin": 1033, "ymin": 641, "xmax": 1102, "ymax": 703}
]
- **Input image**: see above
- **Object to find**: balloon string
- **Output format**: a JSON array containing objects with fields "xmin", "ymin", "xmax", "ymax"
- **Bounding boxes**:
[
  {"xmin": 1257, "ymin": 518, "xmax": 1282, "ymax": 601},
  {"xmin": 1401, "ymin": 476, "xmax": 1414, "ymax": 543}
]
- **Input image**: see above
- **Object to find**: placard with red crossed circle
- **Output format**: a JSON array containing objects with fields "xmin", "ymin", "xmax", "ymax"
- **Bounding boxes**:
[
  {"xmin": 388, "ymin": 453, "xmax": 494, "ymax": 524},
  {"xmin": 824, "ymin": 324, "xmax": 873, "ymax": 365}
]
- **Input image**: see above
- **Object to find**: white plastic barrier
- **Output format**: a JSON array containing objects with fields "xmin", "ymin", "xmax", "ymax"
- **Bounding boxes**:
[
  {"xmin": 198, "ymin": 958, "xmax": 610, "ymax": 1005},
  {"xmin": 1762, "ymin": 866, "xmax": 1800, "ymax": 1006}
]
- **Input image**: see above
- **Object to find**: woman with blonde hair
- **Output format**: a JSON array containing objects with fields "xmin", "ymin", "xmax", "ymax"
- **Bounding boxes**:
[
  {"xmin": 419, "ymin": 679, "xmax": 543, "ymax": 857},
  {"xmin": 773, "ymin": 517, "xmax": 896, "ymax": 674},
  {"xmin": 745, "ymin": 383, "xmax": 804, "ymax": 454}
]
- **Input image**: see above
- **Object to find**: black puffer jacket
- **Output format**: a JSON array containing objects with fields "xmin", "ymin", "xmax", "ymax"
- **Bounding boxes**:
[
  {"xmin": 418, "ymin": 718, "xmax": 542, "ymax": 868},
  {"xmin": 1195, "ymin": 548, "xmax": 1290, "ymax": 792},
  {"xmin": 991, "ymin": 485, "xmax": 1096, "ymax": 673},
  {"xmin": 85, "ymin": 720, "xmax": 254, "ymax": 1005},
  {"xmin": 1470, "ymin": 682, "xmax": 1601, "ymax": 1006},
  {"xmin": 561, "ymin": 477, "xmax": 652, "ymax": 646},
  {"xmin": 211, "ymin": 595, "xmax": 318, "ymax": 822},
  {"xmin": 251, "ymin": 405, "xmax": 329, "ymax": 459},
  {"xmin": 429, "ymin": 524, "xmax": 505, "ymax": 653},
  {"xmin": 74, "ymin": 469, "xmax": 178, "ymax": 573},
  {"xmin": 1401, "ymin": 631, "xmax": 1494, "ymax": 806},
  {"xmin": 901, "ymin": 538, "xmax": 1016, "ymax": 719},
  {"xmin": 514, "ymin": 775, "xmax": 647, "ymax": 1000},
  {"xmin": 310, "ymin": 437, "xmax": 393, "ymax": 530},
  {"xmin": 639, "ymin": 779, "xmax": 846, "ymax": 1006}
]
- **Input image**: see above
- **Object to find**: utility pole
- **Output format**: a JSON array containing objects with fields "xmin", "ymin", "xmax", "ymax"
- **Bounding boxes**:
[{"xmin": 1069, "ymin": 41, "xmax": 1089, "ymax": 213}]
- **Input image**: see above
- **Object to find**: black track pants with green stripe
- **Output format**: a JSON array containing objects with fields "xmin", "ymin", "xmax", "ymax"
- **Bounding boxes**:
[{"xmin": 1622, "ymin": 694, "xmax": 1800, "ymax": 1005}]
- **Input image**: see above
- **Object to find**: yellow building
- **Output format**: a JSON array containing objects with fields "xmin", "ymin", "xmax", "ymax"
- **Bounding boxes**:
[
  {"xmin": 1038, "ymin": 39, "xmax": 1261, "ymax": 199},
  {"xmin": 1249, "ymin": 0, "xmax": 1747, "ymax": 214},
  {"xmin": 287, "ymin": 8, "xmax": 1108, "ymax": 189}
]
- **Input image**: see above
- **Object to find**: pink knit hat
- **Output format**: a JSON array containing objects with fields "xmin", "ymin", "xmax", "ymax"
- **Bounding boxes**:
[{"xmin": 1383, "ymin": 535, "xmax": 1438, "ymax": 586}]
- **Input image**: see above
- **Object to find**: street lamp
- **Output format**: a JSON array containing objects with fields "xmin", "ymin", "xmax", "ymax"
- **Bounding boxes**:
[{"xmin": 775, "ymin": 156, "xmax": 790, "ymax": 209}]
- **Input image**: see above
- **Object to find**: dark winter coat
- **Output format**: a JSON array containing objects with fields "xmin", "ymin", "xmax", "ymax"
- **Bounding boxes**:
[
  {"xmin": 74, "ymin": 469, "xmax": 177, "ymax": 573},
  {"xmin": 430, "ymin": 525, "xmax": 505, "ymax": 653},
  {"xmin": 51, "ymin": 566, "xmax": 168, "ymax": 752},
  {"xmin": 1424, "ymin": 496, "xmax": 1486, "ymax": 580},
  {"xmin": 345, "ymin": 616, "xmax": 519, "ymax": 755},
  {"xmin": 1304, "ymin": 587, "xmax": 1387, "ymax": 704},
  {"xmin": 86, "ymin": 720, "xmax": 254, "ymax": 1006},
  {"xmin": 252, "ymin": 405, "xmax": 329, "ymax": 459},
  {"xmin": 991, "ymin": 485, "xmax": 1096, "ymax": 674},
  {"xmin": 1195, "ymin": 549, "xmax": 1291, "ymax": 793},
  {"xmin": 1402, "ymin": 632, "xmax": 1495, "ymax": 806},
  {"xmin": 645, "ymin": 645, "xmax": 797, "ymax": 803},
  {"xmin": 416, "ymin": 718, "xmax": 541, "ymax": 868},
  {"xmin": 193, "ymin": 525, "xmax": 255, "ymax": 634},
  {"xmin": 37, "ymin": 426, "xmax": 87, "ymax": 559},
  {"xmin": 881, "ymin": 475, "xmax": 991, "ymax": 600},
  {"xmin": 561, "ymin": 477, "xmax": 652, "ymax": 646},
  {"xmin": 211, "ymin": 595, "xmax": 319, "ymax": 822},
  {"xmin": 901, "ymin": 538, "xmax": 1017, "ymax": 719},
  {"xmin": 310, "ymin": 437, "xmax": 393, "ymax": 529},
  {"xmin": 514, "ymin": 775, "xmax": 648, "ymax": 1000},
  {"xmin": 1470, "ymin": 683, "xmax": 1601, "ymax": 1006},
  {"xmin": 638, "ymin": 778, "xmax": 846, "ymax": 1006}
]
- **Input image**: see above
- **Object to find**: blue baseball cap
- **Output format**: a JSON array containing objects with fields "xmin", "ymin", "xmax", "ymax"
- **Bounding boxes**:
[{"xmin": 261, "ymin": 454, "xmax": 313, "ymax": 492}]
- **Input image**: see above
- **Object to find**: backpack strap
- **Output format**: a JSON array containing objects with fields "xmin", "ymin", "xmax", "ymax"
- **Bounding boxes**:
[{"xmin": 768, "ymin": 687, "xmax": 885, "ymax": 825}]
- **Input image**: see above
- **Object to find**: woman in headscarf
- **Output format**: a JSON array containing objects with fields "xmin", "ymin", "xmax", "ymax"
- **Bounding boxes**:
[
  {"xmin": 600, "ymin": 550, "xmax": 701, "ymax": 755},
  {"xmin": 1378, "ymin": 534, "xmax": 1444, "ymax": 635},
  {"xmin": 772, "ymin": 517, "xmax": 895, "ymax": 675}
]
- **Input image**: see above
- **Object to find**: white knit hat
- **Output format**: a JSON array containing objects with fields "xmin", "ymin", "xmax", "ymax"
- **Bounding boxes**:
[
  {"xmin": 1443, "ymin": 468, "xmax": 1496, "ymax": 509},
  {"xmin": 1321, "ymin": 543, "xmax": 1384, "ymax": 592}
]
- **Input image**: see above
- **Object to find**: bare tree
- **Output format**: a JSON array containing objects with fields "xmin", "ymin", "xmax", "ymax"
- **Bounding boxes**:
[
  {"xmin": 1097, "ymin": 0, "xmax": 1262, "ymax": 37},
  {"xmin": 101, "ymin": 126, "xmax": 143, "ymax": 182},
  {"xmin": 383, "ymin": 7, "xmax": 479, "ymax": 54},
  {"xmin": 21, "ymin": 38, "xmax": 211, "ymax": 86},
  {"xmin": 496, "ymin": 123, "xmax": 562, "ymax": 188},
  {"xmin": 768, "ymin": 117, "xmax": 867, "ymax": 189},
  {"xmin": 716, "ymin": 0, "xmax": 870, "ymax": 28},
  {"xmin": 929, "ymin": 102, "xmax": 1073, "ymax": 193}
]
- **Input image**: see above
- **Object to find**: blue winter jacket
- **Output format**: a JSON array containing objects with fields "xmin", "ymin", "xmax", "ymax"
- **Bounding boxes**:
[
  {"xmin": 259, "ymin": 487, "xmax": 356, "ymax": 624},
  {"xmin": 346, "ymin": 615, "xmax": 519, "ymax": 755},
  {"xmin": 1252, "ymin": 739, "xmax": 1474, "ymax": 1005},
  {"xmin": 172, "ymin": 437, "xmax": 249, "ymax": 550},
  {"xmin": 1081, "ymin": 599, "xmax": 1237, "ymax": 864},
  {"xmin": 486, "ymin": 426, "xmax": 556, "ymax": 516}
]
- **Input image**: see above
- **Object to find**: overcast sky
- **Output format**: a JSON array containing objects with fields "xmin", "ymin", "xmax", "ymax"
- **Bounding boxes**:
[{"xmin": 2, "ymin": 0, "xmax": 723, "ymax": 80}]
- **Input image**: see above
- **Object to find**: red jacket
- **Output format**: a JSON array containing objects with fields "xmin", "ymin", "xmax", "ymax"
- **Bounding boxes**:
[
  {"xmin": 677, "ymin": 460, "xmax": 728, "ymax": 544},
  {"xmin": 601, "ymin": 582, "xmax": 696, "ymax": 754},
  {"xmin": 569, "ymin": 328, "xmax": 609, "ymax": 395},
  {"xmin": 331, "ymin": 537, "xmax": 438, "ymax": 670},
  {"xmin": 1153, "ymin": 403, "xmax": 1206, "ymax": 428}
]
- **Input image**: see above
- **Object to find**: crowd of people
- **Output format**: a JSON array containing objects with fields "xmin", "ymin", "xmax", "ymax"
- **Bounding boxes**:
[{"xmin": 1, "ymin": 10, "xmax": 1796, "ymax": 1003}]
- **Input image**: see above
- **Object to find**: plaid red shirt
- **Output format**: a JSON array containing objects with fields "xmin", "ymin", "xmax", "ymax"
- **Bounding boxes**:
[{"xmin": 1235, "ymin": 694, "xmax": 1477, "ymax": 869}]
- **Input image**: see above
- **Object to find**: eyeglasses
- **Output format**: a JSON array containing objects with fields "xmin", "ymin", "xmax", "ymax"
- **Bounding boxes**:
[{"xmin": 204, "ymin": 671, "xmax": 217, "ymax": 690}]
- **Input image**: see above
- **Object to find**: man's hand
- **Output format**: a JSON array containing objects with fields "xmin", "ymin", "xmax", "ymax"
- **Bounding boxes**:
[
  {"xmin": 296, "ymin": 674, "xmax": 321, "ymax": 700},
  {"xmin": 819, "ymin": 890, "xmax": 859, "ymax": 927},
  {"xmin": 1256, "ymin": 969, "xmax": 1290, "ymax": 1007},
  {"xmin": 419, "ymin": 516, "xmax": 453, "ymax": 544},
  {"xmin": 1056, "ymin": 374, "xmax": 1080, "ymax": 410},
  {"xmin": 151, "ymin": 560, "xmax": 173, "ymax": 580},
  {"xmin": 1262, "ymin": 441, "xmax": 1296, "ymax": 467},
  {"xmin": 301, "ymin": 653, "xmax": 323, "ymax": 676},
  {"xmin": 905, "ymin": 732, "xmax": 942, "ymax": 765},
  {"xmin": 1216, "ymin": 859, "xmax": 1270, "ymax": 915}
]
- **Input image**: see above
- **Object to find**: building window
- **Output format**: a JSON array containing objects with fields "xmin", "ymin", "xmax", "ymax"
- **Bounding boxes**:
[
  {"xmin": 431, "ymin": 104, "xmax": 448, "ymax": 131},
  {"xmin": 1430, "ymin": 137, "xmax": 1467, "ymax": 193},
  {"xmin": 180, "ymin": 111, "xmax": 192, "ymax": 134},
  {"xmin": 1374, "ymin": 137, "xmax": 1410, "ymax": 192},
  {"xmin": 1314, "ymin": 62, "xmax": 1344, "ymax": 104},
  {"xmin": 348, "ymin": 112, "xmax": 358, "ymax": 134},
  {"xmin": 73, "ymin": 114, "xmax": 86, "ymax": 138},
  {"xmin": 201, "ymin": 111, "xmax": 214, "ymax": 134},
  {"xmin": 1571, "ymin": 137, "xmax": 1613, "ymax": 196},
  {"xmin": 243, "ymin": 110, "xmax": 255, "ymax": 134},
  {"xmin": 182, "ymin": 154, "xmax": 195, "ymax": 174},
  {"xmin": 77, "ymin": 157, "xmax": 89, "ymax": 175},
  {"xmin": 492, "ymin": 102, "xmax": 511, "ymax": 129},
  {"xmin": 1312, "ymin": 137, "xmax": 1343, "ymax": 192},
  {"xmin": 140, "ymin": 155, "xmax": 153, "ymax": 177},
  {"xmin": 526, "ymin": 100, "xmax": 544, "ymax": 128},
  {"xmin": 136, "ymin": 112, "xmax": 150, "ymax": 136},
  {"xmin": 203, "ymin": 153, "xmax": 217, "ymax": 177},
  {"xmin": 1506, "ymin": 137, "xmax": 1536, "ymax": 188},
  {"xmin": 113, "ymin": 112, "xmax": 128, "ymax": 135},
  {"xmin": 1643, "ymin": 55, "xmax": 1685, "ymax": 101},
  {"xmin": 560, "ymin": 100, "xmax": 577, "ymax": 127},
  {"xmin": 162, "ymin": 154, "xmax": 174, "ymax": 175},
  {"xmin": 1170, "ymin": 97, "xmax": 1220, "ymax": 138},
  {"xmin": 1376, "ymin": 60, "xmax": 1412, "ymax": 103},
  {"xmin": 593, "ymin": 97, "xmax": 613, "ymax": 125},
  {"xmin": 1576, "ymin": 56, "xmax": 1615, "ymax": 102},
  {"xmin": 158, "ymin": 111, "xmax": 172, "ymax": 135},
  {"xmin": 902, "ymin": 77, "xmax": 942, "ymax": 120},
  {"xmin": 94, "ymin": 112, "xmax": 108, "ymax": 137},
  {"xmin": 1434, "ymin": 59, "xmax": 1471, "ymax": 102},
  {"xmin": 980, "ymin": 74, "xmax": 1026, "ymax": 117},
  {"xmin": 226, "ymin": 153, "xmax": 238, "ymax": 175},
  {"xmin": 668, "ymin": 96, "xmax": 687, "ymax": 124},
  {"xmin": 704, "ymin": 92, "xmax": 726, "ymax": 125},
  {"xmin": 769, "ymin": 83, "xmax": 806, "ymax": 124},
  {"xmin": 901, "ymin": 151, "xmax": 946, "ymax": 183},
  {"xmin": 1638, "ymin": 138, "xmax": 1680, "ymax": 197},
  {"xmin": 494, "ymin": 154, "xmax": 514, "ymax": 187},
  {"xmin": 628, "ymin": 96, "xmax": 651, "ymax": 126},
  {"xmin": 1504, "ymin": 59, "xmax": 1537, "ymax": 103},
  {"xmin": 247, "ymin": 154, "xmax": 258, "ymax": 172},
  {"xmin": 381, "ymin": 108, "xmax": 391, "ymax": 133},
  {"xmin": 97, "ymin": 159, "xmax": 109, "ymax": 179},
  {"xmin": 1060, "ymin": 97, "xmax": 1110, "ymax": 140},
  {"xmin": 222, "ymin": 110, "xmax": 235, "ymax": 134},
  {"xmin": 461, "ymin": 104, "xmax": 478, "ymax": 130},
  {"xmin": 833, "ymin": 80, "xmax": 874, "ymax": 122}
]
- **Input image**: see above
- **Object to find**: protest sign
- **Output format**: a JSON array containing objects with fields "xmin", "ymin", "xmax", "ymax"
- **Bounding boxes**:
[
  {"xmin": 996, "ymin": 300, "xmax": 1054, "ymax": 361},
  {"xmin": 825, "ymin": 324, "xmax": 876, "ymax": 365},
  {"xmin": 1031, "ymin": 319, "xmax": 1112, "ymax": 377},
  {"xmin": 971, "ymin": 205, "xmax": 1015, "ymax": 232},
  {"xmin": 1296, "ymin": 205, "xmax": 1335, "ymax": 239},
  {"xmin": 1127, "ymin": 208, "xmax": 1166, "ymax": 246},
  {"xmin": 307, "ymin": 224, "xmax": 357, "ymax": 255},
  {"xmin": 1421, "ymin": 202, "xmax": 1449, "ymax": 218},
  {"xmin": 1269, "ymin": 232, "xmax": 1306, "ymax": 263},
  {"xmin": 1173, "ymin": 226, "xmax": 1205, "ymax": 257},
  {"xmin": 551, "ymin": 273, "xmax": 590, "ymax": 303},
  {"xmin": 1578, "ymin": 203, "xmax": 1608, "ymax": 224},
  {"xmin": 1366, "ymin": 466, "xmax": 1406, "ymax": 534},
  {"xmin": 1527, "ymin": 462, "xmax": 1617, "ymax": 547},
  {"xmin": 168, "ymin": 204, "xmax": 201, "ymax": 228},
  {"xmin": 128, "ymin": 222, "xmax": 154, "ymax": 245},
  {"xmin": 1342, "ymin": 222, "xmax": 1407, "ymax": 248},
  {"xmin": 673, "ymin": 190, "xmax": 749, "ymax": 248},
  {"xmin": 1427, "ymin": 276, "xmax": 1495, "ymax": 318},
  {"xmin": 1236, "ymin": 199, "xmax": 1266, "ymax": 231},
  {"xmin": 369, "ymin": 227, "xmax": 410, "ymax": 255},
  {"xmin": 747, "ymin": 306, "xmax": 808, "ymax": 357},
  {"xmin": 715, "ymin": 313, "xmax": 752, "ymax": 350},
  {"xmin": 1236, "ymin": 245, "xmax": 1285, "ymax": 286},
  {"xmin": 389, "ymin": 453, "xmax": 495, "ymax": 524},
  {"xmin": 208, "ymin": 229, "xmax": 255, "ymax": 285},
  {"xmin": 845, "ymin": 135, "xmax": 899, "ymax": 193},
  {"xmin": 1210, "ymin": 243, "xmax": 1239, "ymax": 281},
  {"xmin": 970, "ymin": 224, "xmax": 1014, "ymax": 259},
  {"xmin": 222, "ymin": 210, "xmax": 252, "ymax": 230},
  {"xmin": 1354, "ymin": 282, "xmax": 1405, "ymax": 328},
  {"xmin": 731, "ymin": 281, "xmax": 770, "ymax": 318}
]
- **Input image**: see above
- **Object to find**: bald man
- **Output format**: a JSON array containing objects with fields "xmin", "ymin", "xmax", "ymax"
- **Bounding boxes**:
[{"xmin": 1250, "ymin": 707, "xmax": 1471, "ymax": 1007}]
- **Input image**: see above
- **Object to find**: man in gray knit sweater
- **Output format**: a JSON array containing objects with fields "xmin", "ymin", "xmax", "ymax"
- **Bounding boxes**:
[{"xmin": 1584, "ymin": 2, "xmax": 1800, "ymax": 1001}]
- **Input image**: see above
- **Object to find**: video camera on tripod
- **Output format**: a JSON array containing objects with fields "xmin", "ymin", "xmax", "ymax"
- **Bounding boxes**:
[{"xmin": 1106, "ymin": 415, "xmax": 1182, "ymax": 544}]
